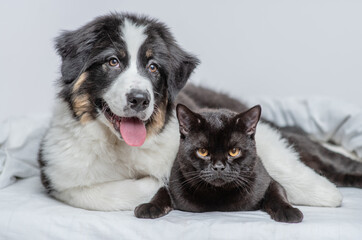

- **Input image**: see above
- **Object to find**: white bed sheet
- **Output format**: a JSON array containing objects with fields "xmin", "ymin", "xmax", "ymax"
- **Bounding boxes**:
[
  {"xmin": 0, "ymin": 176, "xmax": 362, "ymax": 240},
  {"xmin": 1, "ymin": 97, "xmax": 362, "ymax": 240}
]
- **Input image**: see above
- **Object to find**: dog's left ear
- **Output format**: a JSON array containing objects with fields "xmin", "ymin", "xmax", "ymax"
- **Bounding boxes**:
[{"xmin": 167, "ymin": 44, "xmax": 200, "ymax": 100}]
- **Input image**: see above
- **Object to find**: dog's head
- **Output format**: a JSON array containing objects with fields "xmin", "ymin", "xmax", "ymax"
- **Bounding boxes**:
[{"xmin": 55, "ymin": 13, "xmax": 199, "ymax": 146}]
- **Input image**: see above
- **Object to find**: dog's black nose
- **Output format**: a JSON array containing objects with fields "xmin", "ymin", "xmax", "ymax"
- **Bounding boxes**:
[
  {"xmin": 127, "ymin": 90, "xmax": 150, "ymax": 112},
  {"xmin": 212, "ymin": 162, "xmax": 225, "ymax": 172}
]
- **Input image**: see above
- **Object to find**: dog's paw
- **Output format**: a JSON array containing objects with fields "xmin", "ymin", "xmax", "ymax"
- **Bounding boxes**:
[
  {"xmin": 134, "ymin": 203, "xmax": 170, "ymax": 219},
  {"xmin": 271, "ymin": 206, "xmax": 303, "ymax": 223}
]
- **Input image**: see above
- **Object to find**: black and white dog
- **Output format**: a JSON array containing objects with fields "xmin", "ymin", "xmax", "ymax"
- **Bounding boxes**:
[{"xmin": 39, "ymin": 13, "xmax": 342, "ymax": 211}]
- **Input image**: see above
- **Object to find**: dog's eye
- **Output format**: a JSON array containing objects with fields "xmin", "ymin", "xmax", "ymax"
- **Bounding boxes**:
[
  {"xmin": 228, "ymin": 148, "xmax": 241, "ymax": 157},
  {"xmin": 148, "ymin": 64, "xmax": 158, "ymax": 73},
  {"xmin": 108, "ymin": 58, "xmax": 119, "ymax": 67},
  {"xmin": 197, "ymin": 148, "xmax": 209, "ymax": 157}
]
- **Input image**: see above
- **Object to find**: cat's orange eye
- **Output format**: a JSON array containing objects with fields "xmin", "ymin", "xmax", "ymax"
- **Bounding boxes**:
[
  {"xmin": 197, "ymin": 148, "xmax": 209, "ymax": 157},
  {"xmin": 228, "ymin": 148, "xmax": 241, "ymax": 157}
]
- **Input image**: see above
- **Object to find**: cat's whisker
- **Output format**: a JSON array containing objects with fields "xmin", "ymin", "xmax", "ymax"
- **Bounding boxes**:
[
  {"xmin": 192, "ymin": 179, "xmax": 207, "ymax": 196},
  {"xmin": 178, "ymin": 173, "xmax": 203, "ymax": 191},
  {"xmin": 234, "ymin": 177, "xmax": 254, "ymax": 195}
]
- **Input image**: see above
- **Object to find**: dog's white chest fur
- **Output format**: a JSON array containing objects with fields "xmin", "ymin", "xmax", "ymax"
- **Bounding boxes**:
[{"xmin": 42, "ymin": 101, "xmax": 179, "ymax": 210}]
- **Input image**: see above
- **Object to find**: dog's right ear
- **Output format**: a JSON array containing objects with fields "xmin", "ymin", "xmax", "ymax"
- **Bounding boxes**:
[
  {"xmin": 176, "ymin": 104, "xmax": 202, "ymax": 137},
  {"xmin": 234, "ymin": 105, "xmax": 262, "ymax": 137},
  {"xmin": 167, "ymin": 48, "xmax": 200, "ymax": 101},
  {"xmin": 55, "ymin": 23, "xmax": 99, "ymax": 84}
]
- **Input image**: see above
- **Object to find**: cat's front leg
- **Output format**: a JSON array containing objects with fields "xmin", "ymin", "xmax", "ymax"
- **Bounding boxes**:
[
  {"xmin": 134, "ymin": 186, "xmax": 173, "ymax": 219},
  {"xmin": 262, "ymin": 180, "xmax": 303, "ymax": 223}
]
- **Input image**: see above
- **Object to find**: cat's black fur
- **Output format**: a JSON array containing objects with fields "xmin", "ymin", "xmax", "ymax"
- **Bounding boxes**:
[
  {"xmin": 135, "ymin": 105, "xmax": 303, "ymax": 223},
  {"xmin": 179, "ymin": 84, "xmax": 362, "ymax": 188}
]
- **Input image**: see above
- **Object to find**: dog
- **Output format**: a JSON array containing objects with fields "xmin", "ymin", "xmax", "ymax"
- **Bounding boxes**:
[{"xmin": 39, "ymin": 13, "xmax": 342, "ymax": 211}]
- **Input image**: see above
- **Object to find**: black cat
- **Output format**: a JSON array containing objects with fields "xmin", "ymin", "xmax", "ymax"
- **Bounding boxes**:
[
  {"xmin": 179, "ymin": 84, "xmax": 362, "ymax": 189},
  {"xmin": 135, "ymin": 104, "xmax": 303, "ymax": 223}
]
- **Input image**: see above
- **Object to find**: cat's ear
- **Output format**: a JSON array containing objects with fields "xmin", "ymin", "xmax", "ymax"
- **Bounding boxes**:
[
  {"xmin": 176, "ymin": 104, "xmax": 201, "ymax": 136},
  {"xmin": 235, "ymin": 105, "xmax": 261, "ymax": 136}
]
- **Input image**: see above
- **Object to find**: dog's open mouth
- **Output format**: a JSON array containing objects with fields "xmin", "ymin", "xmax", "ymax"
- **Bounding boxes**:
[{"xmin": 102, "ymin": 101, "xmax": 147, "ymax": 147}]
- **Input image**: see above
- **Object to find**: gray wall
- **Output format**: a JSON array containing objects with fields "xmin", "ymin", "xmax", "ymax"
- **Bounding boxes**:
[{"xmin": 1, "ymin": 0, "xmax": 361, "ymax": 120}]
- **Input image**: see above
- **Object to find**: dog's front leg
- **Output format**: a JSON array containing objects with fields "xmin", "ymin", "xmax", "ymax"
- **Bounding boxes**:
[{"xmin": 52, "ymin": 177, "xmax": 163, "ymax": 211}]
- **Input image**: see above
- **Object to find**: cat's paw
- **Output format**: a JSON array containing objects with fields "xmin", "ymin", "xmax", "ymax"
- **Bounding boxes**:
[
  {"xmin": 134, "ymin": 203, "xmax": 171, "ymax": 219},
  {"xmin": 271, "ymin": 206, "xmax": 303, "ymax": 223}
]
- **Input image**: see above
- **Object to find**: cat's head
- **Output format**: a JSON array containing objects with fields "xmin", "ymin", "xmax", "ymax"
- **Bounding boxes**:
[{"xmin": 175, "ymin": 104, "xmax": 261, "ymax": 188}]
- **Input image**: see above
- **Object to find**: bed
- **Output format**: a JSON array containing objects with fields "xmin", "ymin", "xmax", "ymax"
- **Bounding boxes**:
[{"xmin": 1, "ymin": 97, "xmax": 362, "ymax": 239}]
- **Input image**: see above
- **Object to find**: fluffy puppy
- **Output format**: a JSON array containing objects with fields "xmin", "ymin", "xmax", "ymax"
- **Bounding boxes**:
[{"xmin": 39, "ymin": 13, "xmax": 199, "ymax": 210}]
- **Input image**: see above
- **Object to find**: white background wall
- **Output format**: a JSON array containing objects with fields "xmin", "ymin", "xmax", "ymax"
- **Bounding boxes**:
[{"xmin": 1, "ymin": 0, "xmax": 361, "ymax": 120}]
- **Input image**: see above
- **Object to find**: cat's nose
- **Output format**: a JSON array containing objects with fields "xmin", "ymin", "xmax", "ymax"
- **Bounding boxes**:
[{"xmin": 212, "ymin": 162, "xmax": 225, "ymax": 171}]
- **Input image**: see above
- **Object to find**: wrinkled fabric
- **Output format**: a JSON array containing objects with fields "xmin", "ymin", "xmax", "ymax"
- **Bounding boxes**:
[
  {"xmin": 0, "ymin": 177, "xmax": 361, "ymax": 240},
  {"xmin": 1, "ymin": 98, "xmax": 362, "ymax": 239},
  {"xmin": 245, "ymin": 96, "xmax": 362, "ymax": 158},
  {"xmin": 0, "ymin": 115, "xmax": 49, "ymax": 188}
]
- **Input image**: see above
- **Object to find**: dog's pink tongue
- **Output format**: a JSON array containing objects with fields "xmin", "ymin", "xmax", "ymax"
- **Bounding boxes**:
[{"xmin": 120, "ymin": 117, "xmax": 146, "ymax": 147}]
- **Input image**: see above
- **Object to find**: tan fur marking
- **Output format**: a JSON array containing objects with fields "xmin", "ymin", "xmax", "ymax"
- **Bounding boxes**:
[
  {"xmin": 147, "ymin": 99, "xmax": 168, "ymax": 137},
  {"xmin": 120, "ymin": 50, "xmax": 126, "ymax": 58},
  {"xmin": 72, "ymin": 72, "xmax": 88, "ymax": 93},
  {"xmin": 146, "ymin": 49, "xmax": 153, "ymax": 58},
  {"xmin": 80, "ymin": 113, "xmax": 93, "ymax": 124},
  {"xmin": 73, "ymin": 94, "xmax": 93, "ymax": 124}
]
